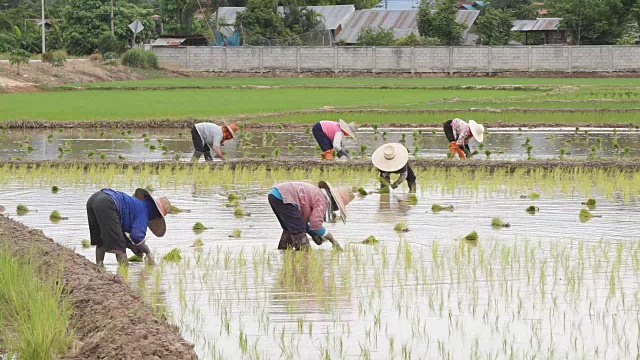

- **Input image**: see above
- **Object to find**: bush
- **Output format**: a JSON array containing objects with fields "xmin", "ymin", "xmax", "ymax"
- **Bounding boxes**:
[
  {"xmin": 102, "ymin": 52, "xmax": 118, "ymax": 66},
  {"xmin": 394, "ymin": 33, "xmax": 426, "ymax": 46},
  {"xmin": 43, "ymin": 50, "xmax": 67, "ymax": 67},
  {"xmin": 88, "ymin": 50, "xmax": 103, "ymax": 62},
  {"xmin": 121, "ymin": 49, "xmax": 158, "ymax": 69},
  {"xmin": 97, "ymin": 32, "xmax": 121, "ymax": 54},
  {"xmin": 356, "ymin": 27, "xmax": 395, "ymax": 46}
]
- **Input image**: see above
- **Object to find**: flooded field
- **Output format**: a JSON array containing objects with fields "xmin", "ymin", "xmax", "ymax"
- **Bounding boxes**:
[
  {"xmin": 1, "ymin": 127, "xmax": 639, "ymax": 161},
  {"xmin": 1, "ymin": 165, "xmax": 640, "ymax": 358}
]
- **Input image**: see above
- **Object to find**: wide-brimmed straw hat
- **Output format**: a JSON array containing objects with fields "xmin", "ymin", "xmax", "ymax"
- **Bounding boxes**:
[
  {"xmin": 339, "ymin": 119, "xmax": 358, "ymax": 139},
  {"xmin": 318, "ymin": 181, "xmax": 355, "ymax": 223},
  {"xmin": 134, "ymin": 188, "xmax": 172, "ymax": 237},
  {"xmin": 225, "ymin": 123, "xmax": 238, "ymax": 138},
  {"xmin": 371, "ymin": 143, "xmax": 409, "ymax": 173},
  {"xmin": 469, "ymin": 120, "xmax": 485, "ymax": 143}
]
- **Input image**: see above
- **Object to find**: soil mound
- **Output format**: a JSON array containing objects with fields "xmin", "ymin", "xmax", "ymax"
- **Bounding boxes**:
[{"xmin": 0, "ymin": 215, "xmax": 197, "ymax": 360}]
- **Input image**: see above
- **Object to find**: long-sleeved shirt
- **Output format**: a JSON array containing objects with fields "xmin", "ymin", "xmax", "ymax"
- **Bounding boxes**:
[
  {"xmin": 380, "ymin": 164, "xmax": 409, "ymax": 188},
  {"xmin": 101, "ymin": 188, "xmax": 157, "ymax": 245},
  {"xmin": 271, "ymin": 182, "xmax": 330, "ymax": 236},
  {"xmin": 320, "ymin": 121, "xmax": 345, "ymax": 151},
  {"xmin": 195, "ymin": 122, "xmax": 224, "ymax": 150},
  {"xmin": 452, "ymin": 118, "xmax": 473, "ymax": 147}
]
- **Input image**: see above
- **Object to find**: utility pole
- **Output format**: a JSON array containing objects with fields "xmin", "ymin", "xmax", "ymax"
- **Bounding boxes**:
[
  {"xmin": 41, "ymin": 0, "xmax": 45, "ymax": 53},
  {"xmin": 110, "ymin": 0, "xmax": 114, "ymax": 35}
]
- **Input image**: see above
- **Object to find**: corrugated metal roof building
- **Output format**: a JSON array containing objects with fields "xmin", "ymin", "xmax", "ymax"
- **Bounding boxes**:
[
  {"xmin": 214, "ymin": 5, "xmax": 355, "ymax": 31},
  {"xmin": 511, "ymin": 18, "xmax": 567, "ymax": 44},
  {"xmin": 335, "ymin": 9, "xmax": 479, "ymax": 44}
]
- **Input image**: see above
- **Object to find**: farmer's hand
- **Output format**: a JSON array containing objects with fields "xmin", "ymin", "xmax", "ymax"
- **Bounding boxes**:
[
  {"xmin": 311, "ymin": 234, "xmax": 325, "ymax": 245},
  {"xmin": 337, "ymin": 150, "xmax": 350, "ymax": 159},
  {"xmin": 324, "ymin": 233, "xmax": 343, "ymax": 251}
]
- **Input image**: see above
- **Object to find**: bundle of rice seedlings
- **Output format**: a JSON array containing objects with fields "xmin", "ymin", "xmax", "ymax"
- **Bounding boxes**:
[
  {"xmin": 162, "ymin": 248, "xmax": 182, "ymax": 262},
  {"xmin": 170, "ymin": 205, "xmax": 190, "ymax": 214},
  {"xmin": 394, "ymin": 222, "xmax": 409, "ymax": 232},
  {"xmin": 405, "ymin": 194, "xmax": 418, "ymax": 205},
  {"xmin": 16, "ymin": 204, "xmax": 29, "ymax": 215},
  {"xmin": 193, "ymin": 222, "xmax": 208, "ymax": 233},
  {"xmin": 191, "ymin": 238, "xmax": 204, "ymax": 247},
  {"xmin": 128, "ymin": 254, "xmax": 144, "ymax": 262},
  {"xmin": 463, "ymin": 231, "xmax": 478, "ymax": 241},
  {"xmin": 81, "ymin": 239, "xmax": 91, "ymax": 248},
  {"xmin": 431, "ymin": 204, "xmax": 454, "ymax": 213},
  {"xmin": 491, "ymin": 217, "xmax": 511, "ymax": 228},
  {"xmin": 51, "ymin": 186, "xmax": 60, "ymax": 193},
  {"xmin": 49, "ymin": 210, "xmax": 67, "ymax": 221},
  {"xmin": 361, "ymin": 236, "xmax": 379, "ymax": 245},
  {"xmin": 234, "ymin": 207, "xmax": 250, "ymax": 216},
  {"xmin": 357, "ymin": 187, "xmax": 369, "ymax": 196},
  {"xmin": 526, "ymin": 206, "xmax": 539, "ymax": 214},
  {"xmin": 228, "ymin": 193, "xmax": 239, "ymax": 202},
  {"xmin": 229, "ymin": 228, "xmax": 241, "ymax": 238},
  {"xmin": 582, "ymin": 198, "xmax": 596, "ymax": 208},
  {"xmin": 579, "ymin": 209, "xmax": 601, "ymax": 222}
]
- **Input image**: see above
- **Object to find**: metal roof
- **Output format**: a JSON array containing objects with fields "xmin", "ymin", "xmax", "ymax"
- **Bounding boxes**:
[
  {"xmin": 151, "ymin": 37, "xmax": 187, "ymax": 46},
  {"xmin": 215, "ymin": 5, "xmax": 355, "ymax": 30},
  {"xmin": 511, "ymin": 18, "xmax": 562, "ymax": 31},
  {"xmin": 336, "ymin": 9, "xmax": 478, "ymax": 43}
]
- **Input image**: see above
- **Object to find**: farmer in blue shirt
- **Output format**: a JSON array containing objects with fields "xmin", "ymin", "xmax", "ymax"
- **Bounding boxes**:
[{"xmin": 86, "ymin": 188, "xmax": 171, "ymax": 266}]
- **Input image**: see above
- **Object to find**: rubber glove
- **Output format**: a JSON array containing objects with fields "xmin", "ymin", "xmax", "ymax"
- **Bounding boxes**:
[
  {"xmin": 323, "ymin": 233, "xmax": 343, "ymax": 251},
  {"xmin": 337, "ymin": 149, "xmax": 350, "ymax": 159},
  {"xmin": 310, "ymin": 234, "xmax": 325, "ymax": 245}
]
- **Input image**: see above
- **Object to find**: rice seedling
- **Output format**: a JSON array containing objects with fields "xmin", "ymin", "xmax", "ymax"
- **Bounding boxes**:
[
  {"xmin": 234, "ymin": 207, "xmax": 249, "ymax": 217},
  {"xmin": 405, "ymin": 194, "xmax": 418, "ymax": 205},
  {"xmin": 16, "ymin": 204, "xmax": 30, "ymax": 215},
  {"xmin": 228, "ymin": 193, "xmax": 240, "ymax": 202},
  {"xmin": 491, "ymin": 217, "xmax": 510, "ymax": 228},
  {"xmin": 193, "ymin": 222, "xmax": 208, "ymax": 233},
  {"xmin": 81, "ymin": 239, "xmax": 91, "ymax": 248},
  {"xmin": 394, "ymin": 222, "xmax": 409, "ymax": 232},
  {"xmin": 484, "ymin": 149, "xmax": 491, "ymax": 159},
  {"xmin": 229, "ymin": 228, "xmax": 241, "ymax": 238},
  {"xmin": 51, "ymin": 186, "xmax": 59, "ymax": 193},
  {"xmin": 87, "ymin": 151, "xmax": 95, "ymax": 158},
  {"xmin": 357, "ymin": 187, "xmax": 369, "ymax": 196},
  {"xmin": 360, "ymin": 144, "xmax": 368, "ymax": 158},
  {"xmin": 579, "ymin": 209, "xmax": 602, "ymax": 222},
  {"xmin": 128, "ymin": 254, "xmax": 144, "ymax": 262},
  {"xmin": 170, "ymin": 205, "xmax": 190, "ymax": 213},
  {"xmin": 118, "ymin": 155, "xmax": 126, "ymax": 160},
  {"xmin": 272, "ymin": 148, "xmax": 280, "ymax": 157},
  {"xmin": 400, "ymin": 133, "xmax": 406, "ymax": 143},
  {"xmin": 378, "ymin": 186, "xmax": 390, "ymax": 194},
  {"xmin": 361, "ymin": 235, "xmax": 379, "ymax": 245},
  {"xmin": 149, "ymin": 144, "xmax": 157, "ymax": 151},
  {"xmin": 431, "ymin": 204, "xmax": 454, "ymax": 213},
  {"xmin": 49, "ymin": 210, "xmax": 67, "ymax": 221},
  {"xmin": 288, "ymin": 144, "xmax": 294, "ymax": 152},
  {"xmin": 560, "ymin": 148, "xmax": 567, "ymax": 159},
  {"xmin": 462, "ymin": 231, "xmax": 478, "ymax": 241},
  {"xmin": 100, "ymin": 152, "xmax": 107, "ymax": 159},
  {"xmin": 162, "ymin": 248, "xmax": 182, "ymax": 262},
  {"xmin": 526, "ymin": 205, "xmax": 539, "ymax": 214},
  {"xmin": 522, "ymin": 137, "xmax": 531, "ymax": 147},
  {"xmin": 191, "ymin": 238, "xmax": 204, "ymax": 247}
]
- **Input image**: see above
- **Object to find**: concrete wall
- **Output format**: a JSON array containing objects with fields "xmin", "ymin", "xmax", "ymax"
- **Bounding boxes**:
[{"xmin": 153, "ymin": 46, "xmax": 640, "ymax": 73}]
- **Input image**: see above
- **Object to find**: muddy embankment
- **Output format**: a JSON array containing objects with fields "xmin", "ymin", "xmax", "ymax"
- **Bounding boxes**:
[
  {"xmin": 0, "ymin": 215, "xmax": 197, "ymax": 360},
  {"xmin": 4, "ymin": 158, "xmax": 640, "ymax": 171}
]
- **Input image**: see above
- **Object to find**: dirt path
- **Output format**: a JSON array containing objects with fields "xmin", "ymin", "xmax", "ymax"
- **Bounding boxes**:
[{"xmin": 0, "ymin": 215, "xmax": 198, "ymax": 360}]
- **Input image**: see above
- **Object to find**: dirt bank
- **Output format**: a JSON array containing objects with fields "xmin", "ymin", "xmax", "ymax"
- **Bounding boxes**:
[
  {"xmin": 3, "ymin": 158, "xmax": 640, "ymax": 172},
  {"xmin": 0, "ymin": 215, "xmax": 198, "ymax": 360},
  {"xmin": 0, "ymin": 60, "xmax": 180, "ymax": 92}
]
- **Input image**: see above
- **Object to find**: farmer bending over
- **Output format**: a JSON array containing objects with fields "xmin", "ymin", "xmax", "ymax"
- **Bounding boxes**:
[
  {"xmin": 268, "ymin": 181, "xmax": 355, "ymax": 250},
  {"xmin": 372, "ymin": 143, "xmax": 416, "ymax": 193},
  {"xmin": 191, "ymin": 122, "xmax": 238, "ymax": 161},
  {"xmin": 443, "ymin": 118, "xmax": 485, "ymax": 159},
  {"xmin": 86, "ymin": 188, "xmax": 171, "ymax": 266},
  {"xmin": 312, "ymin": 119, "xmax": 357, "ymax": 160}
]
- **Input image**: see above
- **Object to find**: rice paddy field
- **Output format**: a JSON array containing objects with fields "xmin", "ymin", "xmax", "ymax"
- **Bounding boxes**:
[
  {"xmin": 2, "ymin": 76, "xmax": 640, "ymax": 359},
  {"xmin": 1, "ymin": 163, "xmax": 640, "ymax": 359}
]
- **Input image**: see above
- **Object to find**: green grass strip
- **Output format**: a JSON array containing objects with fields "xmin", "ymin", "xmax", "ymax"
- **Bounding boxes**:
[{"xmin": 0, "ymin": 247, "xmax": 72, "ymax": 359}]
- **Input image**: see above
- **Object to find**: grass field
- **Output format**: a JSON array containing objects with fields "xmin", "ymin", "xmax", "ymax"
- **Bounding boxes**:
[{"xmin": 3, "ymin": 76, "xmax": 640, "ymax": 123}]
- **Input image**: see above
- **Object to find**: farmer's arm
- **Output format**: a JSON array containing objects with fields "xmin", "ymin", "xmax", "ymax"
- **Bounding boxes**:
[
  {"xmin": 457, "ymin": 131, "xmax": 469, "ymax": 147},
  {"xmin": 333, "ymin": 132, "xmax": 344, "ymax": 151},
  {"xmin": 308, "ymin": 203, "xmax": 327, "ymax": 236},
  {"xmin": 129, "ymin": 215, "xmax": 147, "ymax": 245},
  {"xmin": 391, "ymin": 170, "xmax": 408, "ymax": 189},
  {"xmin": 212, "ymin": 145, "xmax": 225, "ymax": 160}
]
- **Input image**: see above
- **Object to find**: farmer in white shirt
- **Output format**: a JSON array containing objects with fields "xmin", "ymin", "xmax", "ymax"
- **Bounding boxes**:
[{"xmin": 191, "ymin": 122, "xmax": 238, "ymax": 161}]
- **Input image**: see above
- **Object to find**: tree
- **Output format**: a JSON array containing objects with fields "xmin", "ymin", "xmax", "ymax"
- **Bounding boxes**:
[
  {"xmin": 356, "ymin": 26, "xmax": 395, "ymax": 45},
  {"xmin": 417, "ymin": 0, "xmax": 465, "ymax": 45},
  {"xmin": 97, "ymin": 32, "xmax": 121, "ymax": 54},
  {"xmin": 159, "ymin": 0, "xmax": 200, "ymax": 34},
  {"xmin": 547, "ymin": 0, "xmax": 626, "ymax": 44},
  {"xmin": 61, "ymin": 0, "xmax": 154, "ymax": 55},
  {"xmin": 490, "ymin": 0, "xmax": 536, "ymax": 19},
  {"xmin": 9, "ymin": 48, "xmax": 30, "ymax": 75},
  {"xmin": 474, "ymin": 8, "xmax": 515, "ymax": 45},
  {"xmin": 0, "ymin": 24, "xmax": 40, "ymax": 53}
]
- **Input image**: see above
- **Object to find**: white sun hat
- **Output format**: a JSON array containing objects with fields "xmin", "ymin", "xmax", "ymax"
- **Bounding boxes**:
[
  {"xmin": 371, "ymin": 143, "xmax": 409, "ymax": 173},
  {"xmin": 468, "ymin": 120, "xmax": 485, "ymax": 143},
  {"xmin": 338, "ymin": 119, "xmax": 358, "ymax": 139}
]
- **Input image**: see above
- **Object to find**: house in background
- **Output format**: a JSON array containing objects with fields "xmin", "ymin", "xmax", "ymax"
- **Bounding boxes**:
[
  {"xmin": 511, "ymin": 18, "xmax": 567, "ymax": 44},
  {"xmin": 335, "ymin": 9, "xmax": 479, "ymax": 44},
  {"xmin": 455, "ymin": 1, "xmax": 485, "ymax": 11}
]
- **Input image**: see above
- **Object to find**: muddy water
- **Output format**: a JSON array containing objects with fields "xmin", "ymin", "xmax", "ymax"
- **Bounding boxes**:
[
  {"xmin": 1, "ymin": 127, "xmax": 639, "ymax": 161},
  {"xmin": 1, "ymin": 172, "xmax": 640, "ymax": 359}
]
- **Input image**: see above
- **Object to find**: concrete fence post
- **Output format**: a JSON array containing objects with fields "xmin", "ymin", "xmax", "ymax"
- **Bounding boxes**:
[
  {"xmin": 223, "ymin": 47, "xmax": 228, "ymax": 73},
  {"xmin": 259, "ymin": 46, "xmax": 264, "ymax": 73},
  {"xmin": 411, "ymin": 47, "xmax": 415, "ymax": 74},
  {"xmin": 372, "ymin": 47, "xmax": 377, "ymax": 73},
  {"xmin": 448, "ymin": 47, "xmax": 453, "ymax": 75},
  {"xmin": 296, "ymin": 47, "xmax": 301, "ymax": 73},
  {"xmin": 610, "ymin": 45, "xmax": 614, "ymax": 72},
  {"xmin": 488, "ymin": 46, "xmax": 493, "ymax": 74},
  {"xmin": 528, "ymin": 46, "xmax": 532, "ymax": 71},
  {"xmin": 186, "ymin": 47, "xmax": 191, "ymax": 69},
  {"xmin": 334, "ymin": 47, "xmax": 338, "ymax": 73},
  {"xmin": 568, "ymin": 46, "xmax": 573, "ymax": 72}
]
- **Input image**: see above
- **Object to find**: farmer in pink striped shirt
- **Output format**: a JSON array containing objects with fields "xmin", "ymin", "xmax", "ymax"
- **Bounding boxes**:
[
  {"xmin": 267, "ymin": 181, "xmax": 355, "ymax": 250},
  {"xmin": 443, "ymin": 118, "xmax": 485, "ymax": 159},
  {"xmin": 312, "ymin": 119, "xmax": 358, "ymax": 160}
]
